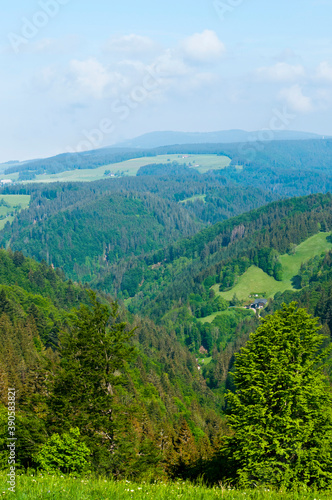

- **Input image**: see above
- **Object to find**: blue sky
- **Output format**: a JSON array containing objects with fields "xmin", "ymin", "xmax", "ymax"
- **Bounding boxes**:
[{"xmin": 1, "ymin": 0, "xmax": 332, "ymax": 161}]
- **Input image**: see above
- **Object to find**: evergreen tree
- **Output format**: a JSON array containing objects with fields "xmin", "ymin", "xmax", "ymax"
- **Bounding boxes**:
[
  {"xmin": 49, "ymin": 292, "xmax": 136, "ymax": 472},
  {"xmin": 224, "ymin": 302, "xmax": 332, "ymax": 489}
]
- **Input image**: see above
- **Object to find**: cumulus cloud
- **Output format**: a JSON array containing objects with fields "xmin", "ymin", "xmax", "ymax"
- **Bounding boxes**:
[
  {"xmin": 154, "ymin": 49, "xmax": 191, "ymax": 78},
  {"xmin": 278, "ymin": 84, "xmax": 313, "ymax": 113},
  {"xmin": 316, "ymin": 61, "xmax": 332, "ymax": 82},
  {"xmin": 68, "ymin": 58, "xmax": 125, "ymax": 99},
  {"xmin": 181, "ymin": 30, "xmax": 226, "ymax": 63},
  {"xmin": 256, "ymin": 62, "xmax": 305, "ymax": 82}
]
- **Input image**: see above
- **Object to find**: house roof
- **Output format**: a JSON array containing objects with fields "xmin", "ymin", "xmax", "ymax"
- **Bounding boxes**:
[{"xmin": 253, "ymin": 298, "xmax": 268, "ymax": 304}]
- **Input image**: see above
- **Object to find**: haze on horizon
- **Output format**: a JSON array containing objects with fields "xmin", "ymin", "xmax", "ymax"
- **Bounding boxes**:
[{"xmin": 1, "ymin": 0, "xmax": 332, "ymax": 163}]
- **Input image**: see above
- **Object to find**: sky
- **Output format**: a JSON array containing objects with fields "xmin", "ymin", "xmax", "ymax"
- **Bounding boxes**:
[{"xmin": 1, "ymin": 0, "xmax": 332, "ymax": 162}]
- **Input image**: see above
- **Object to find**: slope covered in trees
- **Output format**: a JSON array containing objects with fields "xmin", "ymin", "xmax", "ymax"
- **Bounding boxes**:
[
  {"xmin": 1, "ymin": 187, "xmax": 332, "ymax": 487},
  {"xmin": 0, "ymin": 249, "xmax": 224, "ymax": 479},
  {"xmin": 2, "ymin": 138, "xmax": 332, "ymax": 288},
  {"xmin": 4, "ymin": 138, "xmax": 332, "ymax": 180},
  {"xmin": 1, "ymin": 248, "xmax": 332, "ymax": 488}
]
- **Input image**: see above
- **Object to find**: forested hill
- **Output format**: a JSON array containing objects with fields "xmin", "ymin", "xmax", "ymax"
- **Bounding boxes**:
[
  {"xmin": 3, "ymin": 138, "xmax": 332, "ymax": 180},
  {"xmin": 109, "ymin": 193, "xmax": 332, "ymax": 405},
  {"xmin": 1, "ymin": 190, "xmax": 332, "ymax": 482},
  {"xmin": 2, "ymin": 137, "xmax": 332, "ymax": 286},
  {"xmin": 0, "ymin": 191, "xmax": 201, "ymax": 281},
  {"xmin": 0, "ymin": 174, "xmax": 277, "ymax": 282},
  {"xmin": 99, "ymin": 193, "xmax": 332, "ymax": 304},
  {"xmin": 0, "ymin": 247, "xmax": 224, "ymax": 477}
]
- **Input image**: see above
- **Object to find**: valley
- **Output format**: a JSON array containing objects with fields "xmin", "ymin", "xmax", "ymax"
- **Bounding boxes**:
[
  {"xmin": 1, "ymin": 140, "xmax": 332, "ymax": 492},
  {"xmin": 3, "ymin": 0, "xmax": 332, "ymax": 493}
]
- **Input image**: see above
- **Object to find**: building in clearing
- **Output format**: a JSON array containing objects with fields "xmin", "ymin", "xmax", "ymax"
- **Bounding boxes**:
[
  {"xmin": 250, "ymin": 298, "xmax": 268, "ymax": 309},
  {"xmin": 0, "ymin": 179, "xmax": 13, "ymax": 185}
]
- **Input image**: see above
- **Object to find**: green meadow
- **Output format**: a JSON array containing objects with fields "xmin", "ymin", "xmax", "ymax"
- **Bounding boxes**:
[
  {"xmin": 12, "ymin": 154, "xmax": 231, "ymax": 183},
  {"xmin": 0, "ymin": 194, "xmax": 31, "ymax": 230},
  {"xmin": 179, "ymin": 194, "xmax": 207, "ymax": 204},
  {"xmin": 212, "ymin": 232, "xmax": 332, "ymax": 303},
  {"xmin": 1, "ymin": 474, "xmax": 330, "ymax": 500}
]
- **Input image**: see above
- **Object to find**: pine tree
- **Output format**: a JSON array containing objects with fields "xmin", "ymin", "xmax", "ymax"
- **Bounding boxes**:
[
  {"xmin": 49, "ymin": 292, "xmax": 136, "ymax": 472},
  {"xmin": 224, "ymin": 302, "xmax": 332, "ymax": 490}
]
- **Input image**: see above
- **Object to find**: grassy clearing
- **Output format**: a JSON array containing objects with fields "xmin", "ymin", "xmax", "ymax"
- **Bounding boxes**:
[
  {"xmin": 197, "ymin": 311, "xmax": 224, "ymax": 323},
  {"xmin": 198, "ymin": 356, "xmax": 213, "ymax": 365},
  {"xmin": 9, "ymin": 154, "xmax": 231, "ymax": 184},
  {"xmin": 213, "ymin": 232, "xmax": 332, "ymax": 302},
  {"xmin": 179, "ymin": 194, "xmax": 207, "ymax": 204},
  {"xmin": 279, "ymin": 232, "xmax": 332, "ymax": 279},
  {"xmin": 0, "ymin": 194, "xmax": 31, "ymax": 230},
  {"xmin": 0, "ymin": 474, "xmax": 330, "ymax": 499},
  {"xmin": 197, "ymin": 307, "xmax": 254, "ymax": 325}
]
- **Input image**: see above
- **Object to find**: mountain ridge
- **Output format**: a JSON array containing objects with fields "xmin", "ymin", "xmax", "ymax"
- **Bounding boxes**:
[{"xmin": 115, "ymin": 129, "xmax": 326, "ymax": 149}]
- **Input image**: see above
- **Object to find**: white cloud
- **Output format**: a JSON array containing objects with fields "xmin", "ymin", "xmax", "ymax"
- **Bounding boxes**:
[
  {"xmin": 256, "ymin": 62, "xmax": 305, "ymax": 82},
  {"xmin": 68, "ymin": 58, "xmax": 124, "ymax": 99},
  {"xmin": 154, "ymin": 49, "xmax": 191, "ymax": 78},
  {"xmin": 181, "ymin": 30, "xmax": 226, "ymax": 63},
  {"xmin": 104, "ymin": 34, "xmax": 159, "ymax": 58},
  {"xmin": 316, "ymin": 61, "xmax": 332, "ymax": 81},
  {"xmin": 278, "ymin": 84, "xmax": 313, "ymax": 113}
]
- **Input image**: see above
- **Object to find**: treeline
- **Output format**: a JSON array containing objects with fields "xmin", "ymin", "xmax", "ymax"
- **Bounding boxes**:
[
  {"xmin": 7, "ymin": 138, "xmax": 332, "ymax": 178},
  {"xmin": 4, "ymin": 149, "xmax": 158, "ymax": 179}
]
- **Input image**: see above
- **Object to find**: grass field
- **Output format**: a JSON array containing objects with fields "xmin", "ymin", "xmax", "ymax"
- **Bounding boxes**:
[
  {"xmin": 0, "ymin": 474, "xmax": 330, "ymax": 499},
  {"xmin": 0, "ymin": 194, "xmax": 31, "ymax": 230},
  {"xmin": 212, "ymin": 232, "xmax": 332, "ymax": 302},
  {"xmin": 197, "ymin": 308, "xmax": 255, "ymax": 324},
  {"xmin": 7, "ymin": 154, "xmax": 231, "ymax": 183},
  {"xmin": 179, "ymin": 194, "xmax": 207, "ymax": 204}
]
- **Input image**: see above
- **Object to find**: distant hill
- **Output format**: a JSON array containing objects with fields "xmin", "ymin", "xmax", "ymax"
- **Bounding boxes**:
[
  {"xmin": 3, "ymin": 136, "xmax": 332, "ymax": 182},
  {"xmin": 115, "ymin": 130, "xmax": 326, "ymax": 149}
]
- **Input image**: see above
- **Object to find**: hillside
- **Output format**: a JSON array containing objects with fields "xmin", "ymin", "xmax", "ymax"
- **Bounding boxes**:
[
  {"xmin": 215, "ymin": 232, "xmax": 332, "ymax": 301},
  {"xmin": 0, "ymin": 248, "xmax": 224, "ymax": 478},
  {"xmin": 104, "ymin": 194, "xmax": 332, "ymax": 383},
  {"xmin": 3, "ymin": 138, "xmax": 332, "ymax": 183},
  {"xmin": 1, "ymin": 191, "xmax": 332, "ymax": 484},
  {"xmin": 0, "ymin": 172, "xmax": 278, "ymax": 283}
]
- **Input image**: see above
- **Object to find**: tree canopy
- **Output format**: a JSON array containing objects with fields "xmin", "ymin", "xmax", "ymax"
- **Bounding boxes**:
[{"xmin": 225, "ymin": 302, "xmax": 332, "ymax": 490}]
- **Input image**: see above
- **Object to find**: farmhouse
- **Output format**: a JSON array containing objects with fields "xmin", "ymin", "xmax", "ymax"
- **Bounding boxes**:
[
  {"xmin": 0, "ymin": 179, "xmax": 13, "ymax": 185},
  {"xmin": 250, "ymin": 298, "xmax": 268, "ymax": 309}
]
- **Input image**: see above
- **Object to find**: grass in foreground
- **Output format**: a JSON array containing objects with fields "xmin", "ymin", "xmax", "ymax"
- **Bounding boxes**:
[{"xmin": 0, "ymin": 474, "xmax": 330, "ymax": 500}]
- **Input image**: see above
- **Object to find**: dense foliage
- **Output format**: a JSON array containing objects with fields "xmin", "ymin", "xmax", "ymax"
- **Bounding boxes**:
[
  {"xmin": 0, "ymin": 250, "xmax": 224, "ymax": 480},
  {"xmin": 1, "ymin": 145, "xmax": 332, "ymax": 490},
  {"xmin": 225, "ymin": 303, "xmax": 332, "ymax": 489}
]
